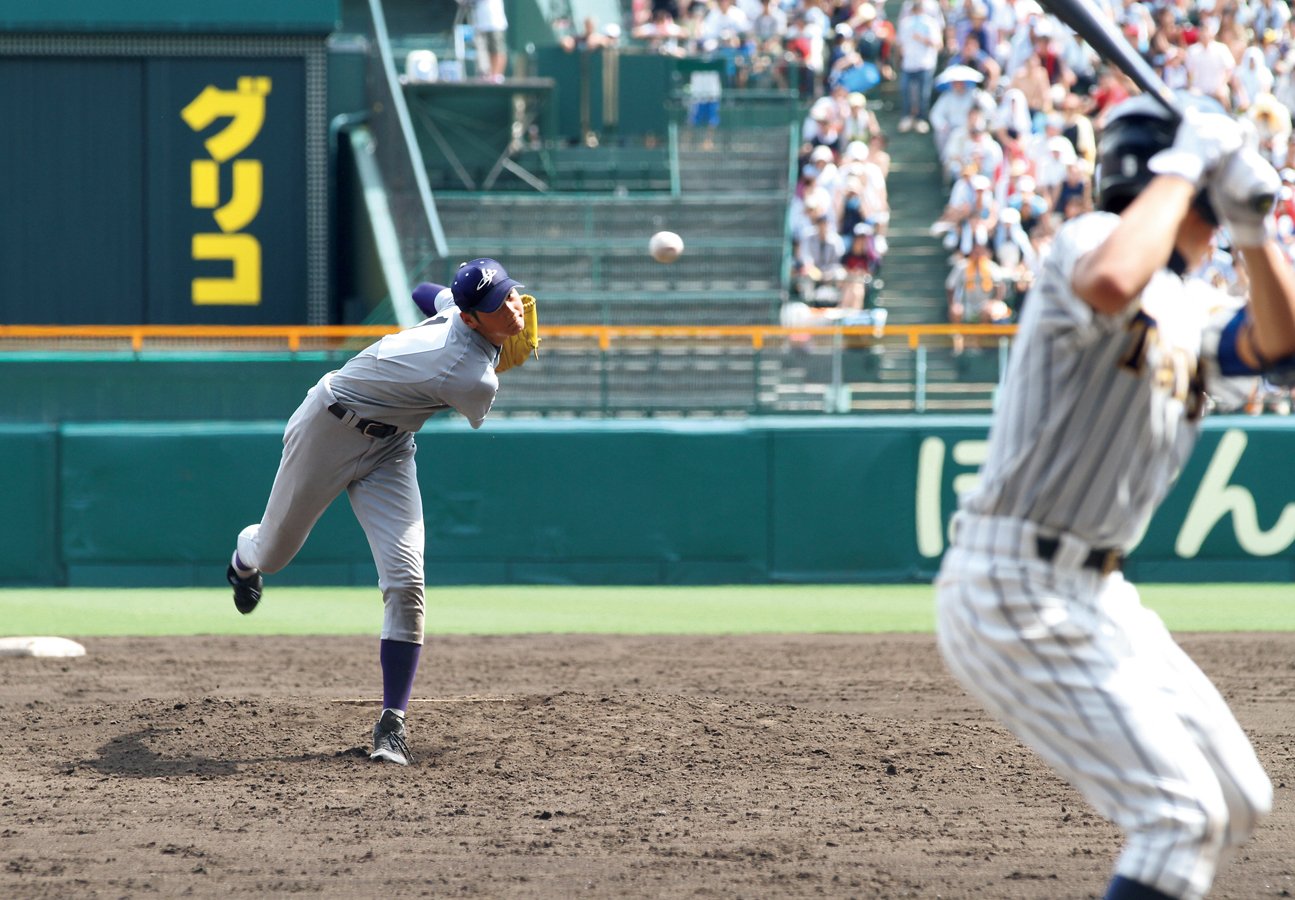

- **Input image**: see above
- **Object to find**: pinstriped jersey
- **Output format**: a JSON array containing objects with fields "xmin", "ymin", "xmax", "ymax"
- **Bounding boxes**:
[{"xmin": 960, "ymin": 212, "xmax": 1240, "ymax": 548}]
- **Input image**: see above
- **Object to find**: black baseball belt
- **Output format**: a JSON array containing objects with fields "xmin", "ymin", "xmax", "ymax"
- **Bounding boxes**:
[
  {"xmin": 327, "ymin": 402, "xmax": 399, "ymax": 439},
  {"xmin": 1035, "ymin": 536, "xmax": 1124, "ymax": 575}
]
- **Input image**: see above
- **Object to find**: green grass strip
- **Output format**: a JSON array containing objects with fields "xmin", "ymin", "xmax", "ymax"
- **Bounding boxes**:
[{"xmin": 0, "ymin": 583, "xmax": 1290, "ymax": 637}]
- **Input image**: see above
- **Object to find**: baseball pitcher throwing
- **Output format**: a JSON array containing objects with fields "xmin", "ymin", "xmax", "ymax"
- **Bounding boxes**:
[
  {"xmin": 226, "ymin": 259, "xmax": 539, "ymax": 766},
  {"xmin": 936, "ymin": 94, "xmax": 1295, "ymax": 900}
]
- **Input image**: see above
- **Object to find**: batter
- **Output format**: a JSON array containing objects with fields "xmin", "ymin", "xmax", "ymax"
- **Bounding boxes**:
[
  {"xmin": 226, "ymin": 259, "xmax": 527, "ymax": 766},
  {"xmin": 936, "ymin": 96, "xmax": 1295, "ymax": 899}
]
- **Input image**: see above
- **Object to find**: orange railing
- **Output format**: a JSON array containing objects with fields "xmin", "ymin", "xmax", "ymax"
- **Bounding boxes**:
[
  {"xmin": 0, "ymin": 325, "xmax": 394, "ymax": 353},
  {"xmin": 0, "ymin": 323, "xmax": 1020, "ymax": 353}
]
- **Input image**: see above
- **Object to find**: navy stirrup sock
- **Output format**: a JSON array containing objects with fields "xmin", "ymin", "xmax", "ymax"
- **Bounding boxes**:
[
  {"xmin": 379, "ymin": 639, "xmax": 422, "ymax": 713},
  {"xmin": 1105, "ymin": 876, "xmax": 1176, "ymax": 900}
]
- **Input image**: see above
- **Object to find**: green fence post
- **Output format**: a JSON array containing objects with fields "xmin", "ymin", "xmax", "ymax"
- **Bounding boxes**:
[
  {"xmin": 600, "ymin": 343, "xmax": 610, "ymax": 417},
  {"xmin": 915, "ymin": 344, "xmax": 927, "ymax": 413},
  {"xmin": 668, "ymin": 121, "xmax": 680, "ymax": 198}
]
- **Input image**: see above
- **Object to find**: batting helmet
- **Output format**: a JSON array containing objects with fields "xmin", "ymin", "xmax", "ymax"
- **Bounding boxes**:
[{"xmin": 1095, "ymin": 92, "xmax": 1221, "ymax": 223}]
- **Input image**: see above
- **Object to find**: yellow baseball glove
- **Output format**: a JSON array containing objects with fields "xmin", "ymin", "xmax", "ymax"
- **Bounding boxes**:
[{"xmin": 495, "ymin": 293, "xmax": 540, "ymax": 374}]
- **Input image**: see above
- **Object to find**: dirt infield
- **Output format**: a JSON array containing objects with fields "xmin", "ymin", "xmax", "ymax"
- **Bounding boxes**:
[{"xmin": 1, "ymin": 633, "xmax": 1292, "ymax": 898}]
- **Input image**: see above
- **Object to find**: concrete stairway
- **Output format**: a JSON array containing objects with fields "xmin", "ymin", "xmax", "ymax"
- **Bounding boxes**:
[
  {"xmin": 870, "ymin": 108, "xmax": 949, "ymax": 321},
  {"xmin": 845, "ymin": 16, "xmax": 999, "ymax": 412},
  {"xmin": 431, "ymin": 185, "xmax": 788, "ymax": 325},
  {"xmin": 430, "ymin": 124, "xmax": 814, "ymax": 415},
  {"xmin": 675, "ymin": 127, "xmax": 795, "ymax": 193}
]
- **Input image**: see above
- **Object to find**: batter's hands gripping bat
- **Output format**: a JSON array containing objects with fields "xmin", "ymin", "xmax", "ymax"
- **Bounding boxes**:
[{"xmin": 1036, "ymin": 0, "xmax": 1181, "ymax": 118}]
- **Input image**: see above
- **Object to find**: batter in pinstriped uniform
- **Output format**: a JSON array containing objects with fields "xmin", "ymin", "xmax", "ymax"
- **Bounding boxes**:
[{"xmin": 936, "ymin": 94, "xmax": 1295, "ymax": 900}]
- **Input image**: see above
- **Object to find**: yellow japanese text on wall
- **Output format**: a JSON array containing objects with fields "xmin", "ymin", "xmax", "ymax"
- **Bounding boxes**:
[{"xmin": 181, "ymin": 77, "xmax": 272, "ymax": 306}]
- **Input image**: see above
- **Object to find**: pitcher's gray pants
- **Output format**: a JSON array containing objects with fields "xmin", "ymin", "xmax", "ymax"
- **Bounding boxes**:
[{"xmin": 236, "ymin": 381, "xmax": 425, "ymax": 643}]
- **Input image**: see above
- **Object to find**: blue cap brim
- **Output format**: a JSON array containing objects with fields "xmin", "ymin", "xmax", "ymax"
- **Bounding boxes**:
[{"xmin": 473, "ymin": 278, "xmax": 523, "ymax": 313}]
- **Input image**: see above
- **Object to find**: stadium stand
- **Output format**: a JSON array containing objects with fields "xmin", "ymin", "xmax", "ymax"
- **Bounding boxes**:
[
  {"xmin": 432, "ymin": 125, "xmax": 801, "ymax": 417},
  {"xmin": 432, "ymin": 188, "xmax": 788, "ymax": 325},
  {"xmin": 398, "ymin": 0, "xmax": 1006, "ymax": 415},
  {"xmin": 0, "ymin": 0, "xmax": 1012, "ymax": 418}
]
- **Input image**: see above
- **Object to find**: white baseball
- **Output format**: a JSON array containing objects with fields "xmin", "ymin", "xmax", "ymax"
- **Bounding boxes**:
[{"xmin": 649, "ymin": 231, "xmax": 684, "ymax": 263}]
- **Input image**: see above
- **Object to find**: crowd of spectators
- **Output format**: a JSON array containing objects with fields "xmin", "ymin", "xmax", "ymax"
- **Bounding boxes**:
[
  {"xmin": 784, "ymin": 0, "xmax": 1292, "ymax": 404},
  {"xmin": 903, "ymin": 0, "xmax": 1295, "ymax": 410},
  {"xmin": 537, "ymin": 0, "xmax": 897, "ymax": 326},
  {"xmin": 624, "ymin": 1, "xmax": 904, "ymax": 326},
  {"xmin": 612, "ymin": 0, "xmax": 1295, "ymax": 407},
  {"xmin": 626, "ymin": 0, "xmax": 898, "ymax": 93},
  {"xmin": 783, "ymin": 88, "xmax": 893, "ymax": 328}
]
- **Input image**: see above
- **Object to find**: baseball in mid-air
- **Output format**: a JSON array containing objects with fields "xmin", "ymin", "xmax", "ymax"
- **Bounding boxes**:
[{"xmin": 649, "ymin": 230, "xmax": 684, "ymax": 264}]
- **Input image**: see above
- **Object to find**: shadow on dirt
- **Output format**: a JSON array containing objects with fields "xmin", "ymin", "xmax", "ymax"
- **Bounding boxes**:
[{"xmin": 81, "ymin": 728, "xmax": 338, "ymax": 777}]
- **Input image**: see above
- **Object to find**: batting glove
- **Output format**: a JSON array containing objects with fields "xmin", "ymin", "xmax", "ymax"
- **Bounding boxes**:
[
  {"xmin": 1208, "ymin": 147, "xmax": 1281, "ymax": 247},
  {"xmin": 1148, "ymin": 107, "xmax": 1245, "ymax": 188}
]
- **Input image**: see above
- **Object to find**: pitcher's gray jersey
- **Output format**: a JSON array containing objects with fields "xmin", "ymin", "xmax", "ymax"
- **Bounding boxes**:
[
  {"xmin": 961, "ymin": 212, "xmax": 1238, "ymax": 548},
  {"xmin": 234, "ymin": 308, "xmax": 504, "ymax": 645},
  {"xmin": 329, "ymin": 310, "xmax": 500, "ymax": 432}
]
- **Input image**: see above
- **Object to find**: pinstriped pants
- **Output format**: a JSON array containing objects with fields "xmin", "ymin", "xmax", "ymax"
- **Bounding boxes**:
[
  {"xmin": 236, "ymin": 380, "xmax": 426, "ymax": 644},
  {"xmin": 935, "ymin": 513, "xmax": 1272, "ymax": 900}
]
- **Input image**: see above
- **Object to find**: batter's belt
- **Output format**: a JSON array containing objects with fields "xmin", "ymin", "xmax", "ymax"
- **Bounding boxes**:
[
  {"xmin": 1034, "ymin": 536, "xmax": 1124, "ymax": 575},
  {"xmin": 951, "ymin": 513, "xmax": 1125, "ymax": 575}
]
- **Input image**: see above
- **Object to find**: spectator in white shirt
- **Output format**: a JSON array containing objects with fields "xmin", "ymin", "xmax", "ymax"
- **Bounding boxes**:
[
  {"xmin": 792, "ymin": 165, "xmax": 836, "ymax": 239},
  {"xmin": 806, "ymin": 143, "xmax": 844, "ymax": 198},
  {"xmin": 749, "ymin": 0, "xmax": 786, "ymax": 41},
  {"xmin": 930, "ymin": 79, "xmax": 995, "ymax": 162},
  {"xmin": 1248, "ymin": 92, "xmax": 1293, "ymax": 170},
  {"xmin": 1027, "ymin": 114, "xmax": 1076, "ymax": 207},
  {"xmin": 1234, "ymin": 46, "xmax": 1275, "ymax": 112},
  {"xmin": 1186, "ymin": 21, "xmax": 1236, "ymax": 108},
  {"xmin": 701, "ymin": 0, "xmax": 751, "ymax": 47},
  {"xmin": 797, "ymin": 214, "xmax": 848, "ymax": 304},
  {"xmin": 1160, "ymin": 44, "xmax": 1190, "ymax": 91},
  {"xmin": 797, "ymin": 0, "xmax": 833, "ymax": 85},
  {"xmin": 993, "ymin": 87, "xmax": 1033, "ymax": 146},
  {"xmin": 943, "ymin": 107, "xmax": 1004, "ymax": 181},
  {"xmin": 1249, "ymin": 0, "xmax": 1291, "ymax": 40},
  {"xmin": 465, "ymin": 0, "xmax": 510, "ymax": 81},
  {"xmin": 896, "ymin": 0, "xmax": 943, "ymax": 132}
]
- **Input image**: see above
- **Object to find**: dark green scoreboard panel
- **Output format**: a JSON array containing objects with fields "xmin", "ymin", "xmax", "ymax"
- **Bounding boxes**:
[{"xmin": 0, "ymin": 1, "xmax": 335, "ymax": 324}]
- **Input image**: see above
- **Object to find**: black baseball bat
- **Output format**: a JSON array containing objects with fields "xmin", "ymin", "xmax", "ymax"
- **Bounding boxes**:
[{"xmin": 1037, "ymin": 0, "xmax": 1181, "ymax": 118}]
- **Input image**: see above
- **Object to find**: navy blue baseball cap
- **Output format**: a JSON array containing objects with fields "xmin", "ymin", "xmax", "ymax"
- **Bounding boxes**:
[{"xmin": 451, "ymin": 258, "xmax": 522, "ymax": 313}]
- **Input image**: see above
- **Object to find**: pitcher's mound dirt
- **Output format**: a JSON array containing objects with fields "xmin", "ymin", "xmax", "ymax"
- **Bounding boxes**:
[{"xmin": 1, "ymin": 633, "xmax": 1291, "ymax": 898}]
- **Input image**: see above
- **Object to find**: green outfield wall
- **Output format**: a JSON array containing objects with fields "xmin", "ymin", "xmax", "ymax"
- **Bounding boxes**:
[{"xmin": 3, "ymin": 418, "xmax": 1294, "ymax": 587}]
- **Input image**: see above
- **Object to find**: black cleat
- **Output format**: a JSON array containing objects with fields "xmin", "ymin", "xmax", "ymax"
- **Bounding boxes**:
[
  {"xmin": 226, "ymin": 565, "xmax": 263, "ymax": 615},
  {"xmin": 370, "ymin": 709, "xmax": 412, "ymax": 766}
]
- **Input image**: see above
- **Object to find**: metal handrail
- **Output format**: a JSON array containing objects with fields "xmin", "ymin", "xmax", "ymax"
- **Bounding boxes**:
[{"xmin": 779, "ymin": 118, "xmax": 801, "ymax": 319}]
